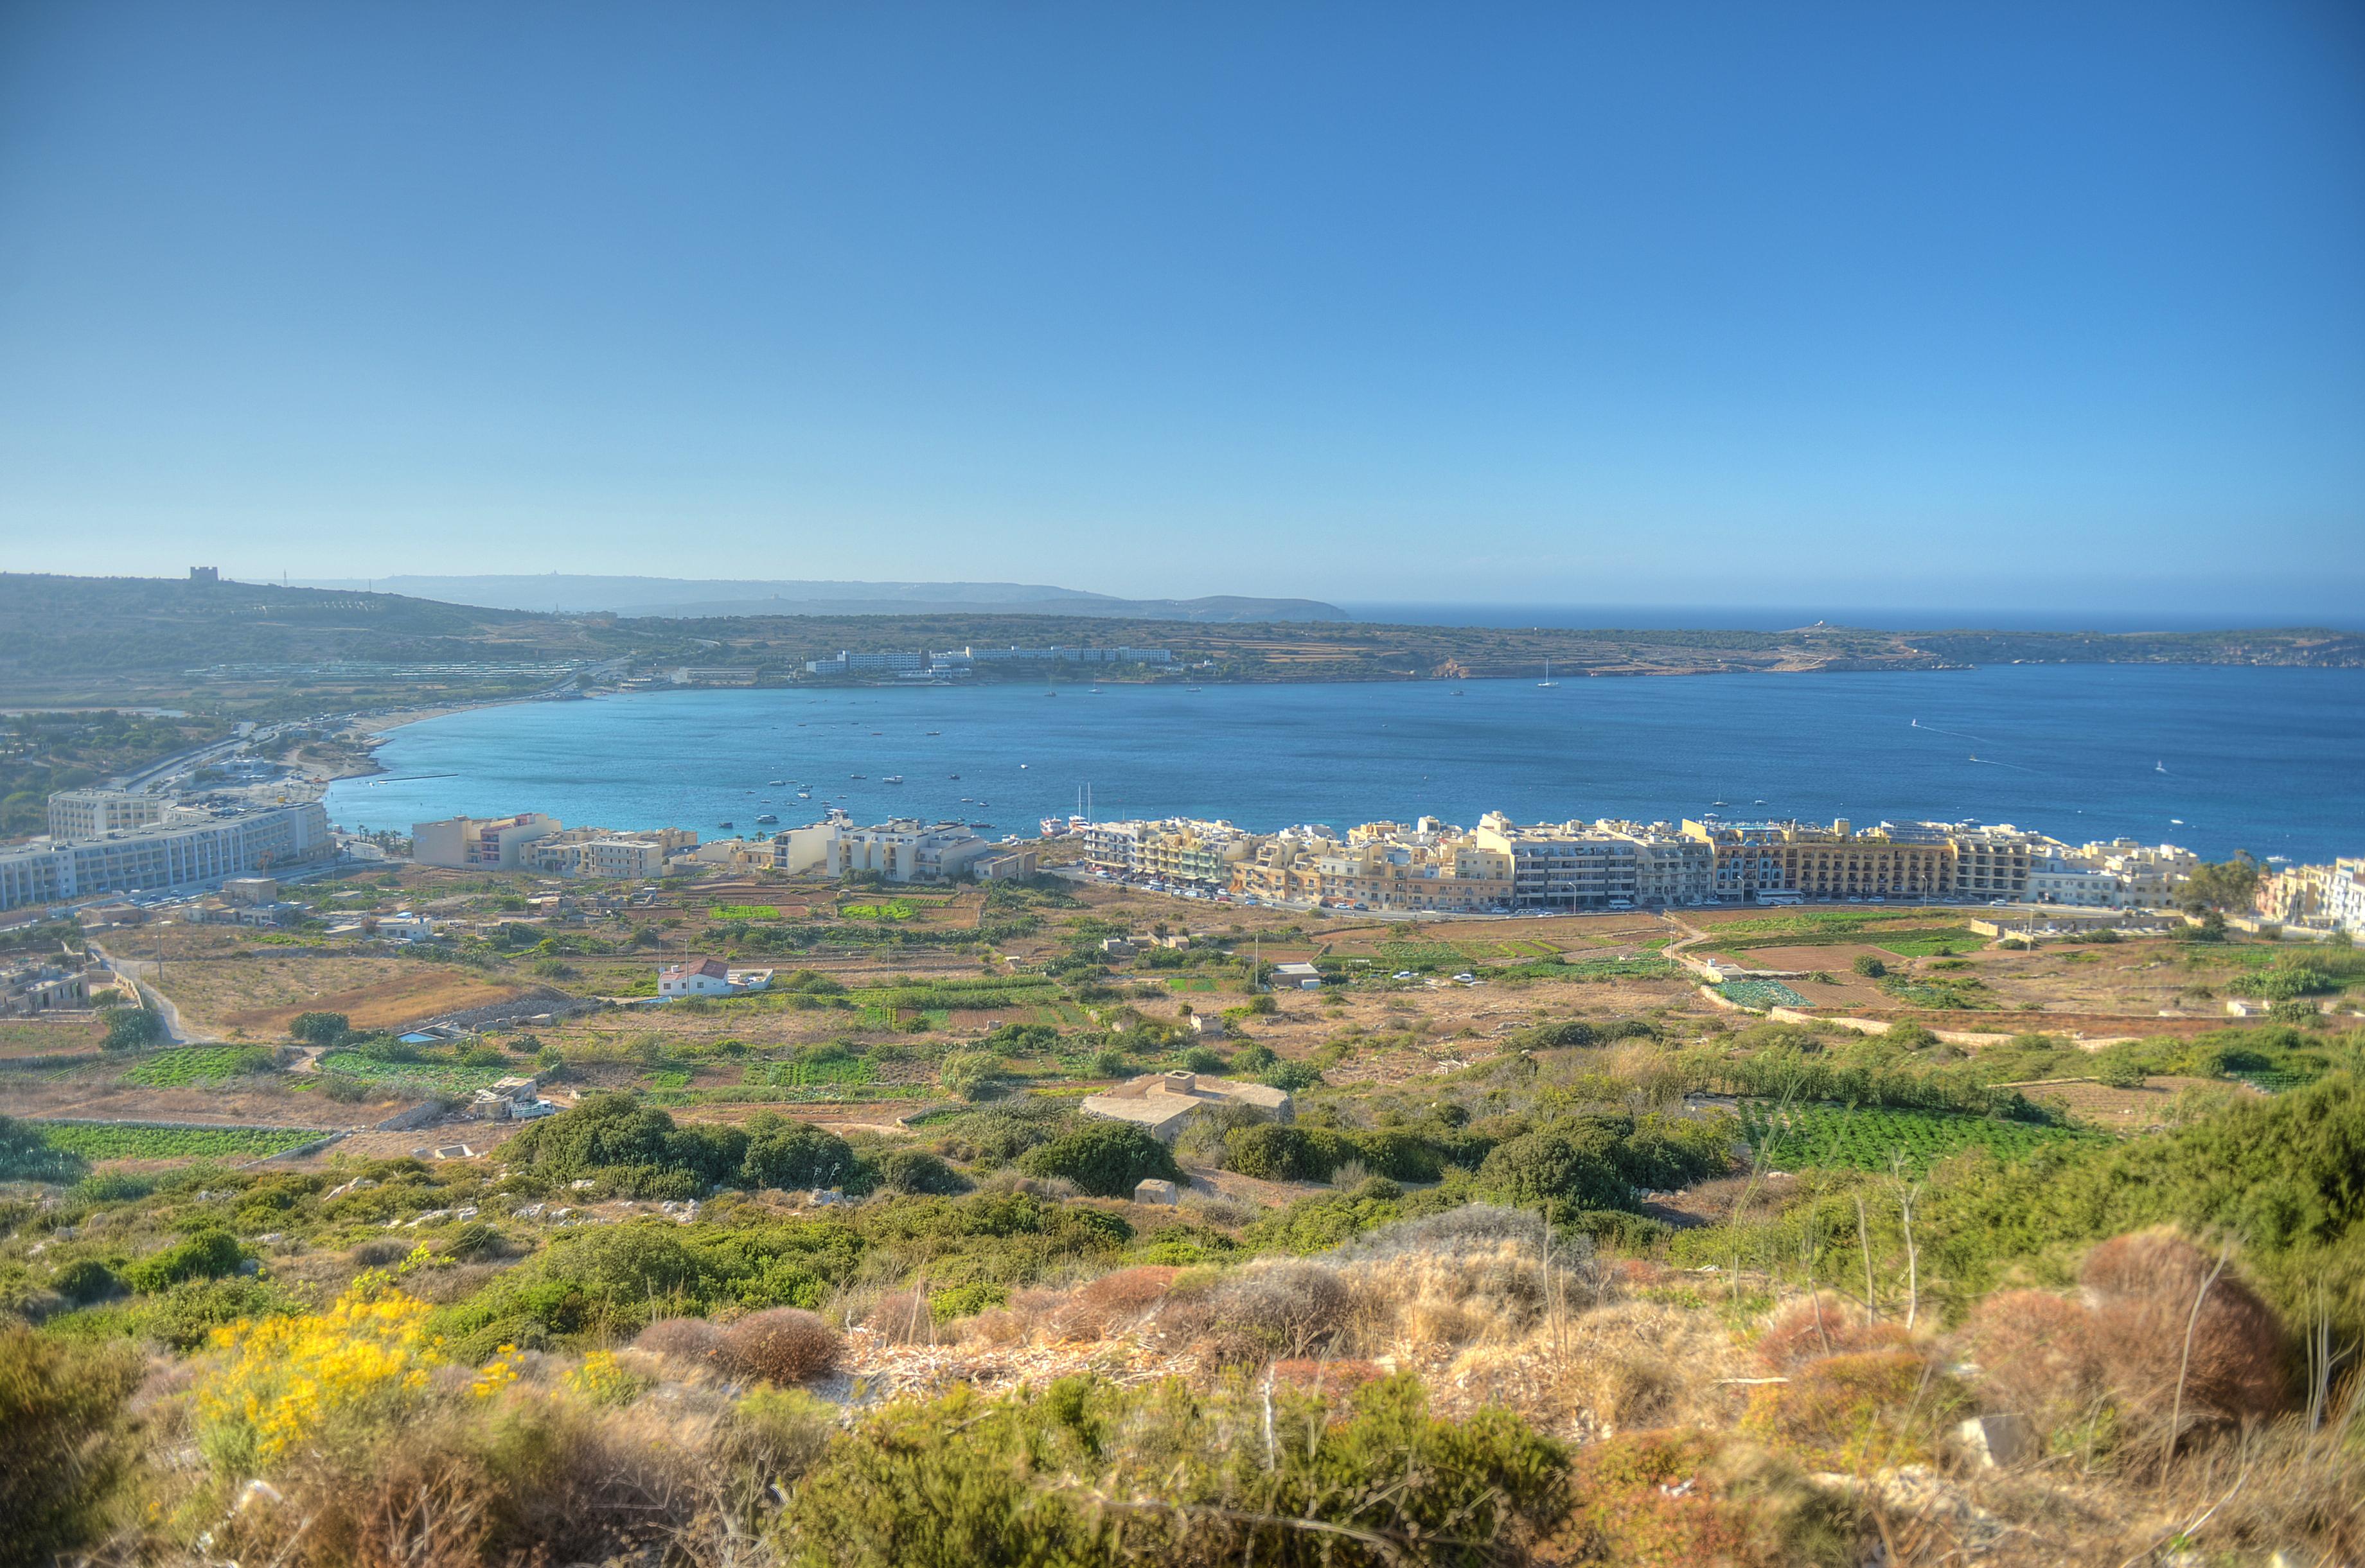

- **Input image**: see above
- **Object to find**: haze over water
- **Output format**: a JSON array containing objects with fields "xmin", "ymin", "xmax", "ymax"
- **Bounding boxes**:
[{"xmin": 329, "ymin": 665, "xmax": 2365, "ymax": 866}]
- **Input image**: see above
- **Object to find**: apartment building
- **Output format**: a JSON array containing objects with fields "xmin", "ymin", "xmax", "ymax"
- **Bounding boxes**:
[
  {"xmin": 2027, "ymin": 859, "xmax": 2127, "ymax": 907},
  {"xmin": 0, "ymin": 802, "xmax": 333, "ymax": 913},
  {"xmin": 527, "ymin": 831, "xmax": 695, "ymax": 879},
  {"xmin": 1137, "ymin": 819, "xmax": 1255, "ymax": 887},
  {"xmin": 412, "ymin": 813, "xmax": 562, "ymax": 870},
  {"xmin": 1681, "ymin": 818, "xmax": 1972, "ymax": 903},
  {"xmin": 1471, "ymin": 815, "xmax": 1658, "ymax": 909},
  {"xmin": 2256, "ymin": 859, "xmax": 2365, "ymax": 931},
  {"xmin": 1948, "ymin": 825, "xmax": 2036, "ymax": 901},
  {"xmin": 46, "ymin": 789, "xmax": 173, "ymax": 840},
  {"xmin": 1080, "ymin": 820, "xmax": 1151, "ymax": 876},
  {"xmin": 828, "ymin": 819, "xmax": 997, "ymax": 883}
]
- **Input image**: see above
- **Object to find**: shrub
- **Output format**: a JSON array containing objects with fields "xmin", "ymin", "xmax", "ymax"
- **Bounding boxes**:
[
  {"xmin": 1476, "ymin": 1125, "xmax": 1633, "ymax": 1220},
  {"xmin": 289, "ymin": 1010, "xmax": 353, "ymax": 1044},
  {"xmin": 1958, "ymin": 1289, "xmax": 2110, "ymax": 1442},
  {"xmin": 1199, "ymin": 1260, "xmax": 1353, "ymax": 1362},
  {"xmin": 102, "ymin": 1005, "xmax": 166, "ymax": 1051},
  {"xmin": 196, "ymin": 1271, "xmax": 442, "ymax": 1475},
  {"xmin": 781, "ymin": 1372, "xmax": 1568, "ymax": 1568},
  {"xmin": 1224, "ymin": 1123, "xmax": 1342, "ymax": 1183},
  {"xmin": 1742, "ymin": 1349, "xmax": 1970, "ymax": 1471},
  {"xmin": 937, "ymin": 1050, "xmax": 1006, "ymax": 1101},
  {"xmin": 0, "ymin": 1327, "xmax": 143, "ymax": 1562},
  {"xmin": 1559, "ymin": 1430, "xmax": 1858, "ymax": 1568},
  {"xmin": 0, "ymin": 1115, "xmax": 85, "ymax": 1184},
  {"xmin": 1755, "ymin": 1294, "xmax": 1911, "ymax": 1372},
  {"xmin": 878, "ymin": 1149, "xmax": 970, "ymax": 1195},
  {"xmin": 2078, "ymin": 1228, "xmax": 2289, "ymax": 1438},
  {"xmin": 1852, "ymin": 955, "xmax": 1887, "ymax": 978},
  {"xmin": 1178, "ymin": 1046, "xmax": 1228, "ymax": 1073},
  {"xmin": 1057, "ymin": 1265, "xmax": 1182, "ymax": 1339},
  {"xmin": 741, "ymin": 1113, "xmax": 862, "ymax": 1192},
  {"xmin": 52, "ymin": 1258, "xmax": 123, "ymax": 1305},
  {"xmin": 1261, "ymin": 1059, "xmax": 1325, "ymax": 1091},
  {"xmin": 1018, "ymin": 1121, "xmax": 1182, "ymax": 1199},
  {"xmin": 635, "ymin": 1314, "xmax": 731, "ymax": 1370},
  {"xmin": 124, "ymin": 1225, "xmax": 245, "ymax": 1292},
  {"xmin": 722, "ymin": 1307, "xmax": 842, "ymax": 1385}
]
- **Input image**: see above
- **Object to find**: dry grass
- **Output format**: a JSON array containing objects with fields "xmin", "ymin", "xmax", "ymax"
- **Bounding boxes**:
[
  {"xmin": 1756, "ymin": 1294, "xmax": 1912, "ymax": 1372},
  {"xmin": 635, "ymin": 1316, "xmax": 731, "ymax": 1374},
  {"xmin": 155, "ymin": 954, "xmax": 525, "ymax": 1035}
]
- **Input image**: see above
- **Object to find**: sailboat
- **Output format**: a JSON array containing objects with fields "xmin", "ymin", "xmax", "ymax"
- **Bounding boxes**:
[{"xmin": 1536, "ymin": 659, "xmax": 1557, "ymax": 688}]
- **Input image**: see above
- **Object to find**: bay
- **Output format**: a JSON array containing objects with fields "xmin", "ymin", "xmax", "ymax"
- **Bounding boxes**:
[{"xmin": 326, "ymin": 665, "xmax": 2365, "ymax": 864}]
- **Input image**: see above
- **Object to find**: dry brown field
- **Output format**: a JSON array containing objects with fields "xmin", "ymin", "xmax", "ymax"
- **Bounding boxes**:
[
  {"xmin": 151, "ymin": 955, "xmax": 527, "ymax": 1036},
  {"xmin": 0, "ymin": 1017, "xmax": 105, "ymax": 1058}
]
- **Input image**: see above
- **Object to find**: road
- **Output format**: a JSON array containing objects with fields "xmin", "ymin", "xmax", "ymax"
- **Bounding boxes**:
[{"xmin": 87, "ymin": 939, "xmax": 217, "ymax": 1044}]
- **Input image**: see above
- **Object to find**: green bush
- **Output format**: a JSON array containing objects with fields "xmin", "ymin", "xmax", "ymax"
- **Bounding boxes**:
[
  {"xmin": 0, "ymin": 1326, "xmax": 143, "ymax": 1562},
  {"xmin": 1224, "ymin": 1123, "xmax": 1344, "ymax": 1183},
  {"xmin": 1475, "ymin": 1125, "xmax": 1633, "ymax": 1220},
  {"xmin": 1178, "ymin": 1046, "xmax": 1228, "ymax": 1074},
  {"xmin": 878, "ymin": 1149, "xmax": 970, "ymax": 1195},
  {"xmin": 1018, "ymin": 1122, "xmax": 1182, "ymax": 1198},
  {"xmin": 102, "ymin": 1005, "xmax": 164, "ymax": 1051},
  {"xmin": 1852, "ymin": 955, "xmax": 1887, "ymax": 978},
  {"xmin": 1261, "ymin": 1060, "xmax": 1325, "ymax": 1092},
  {"xmin": 289, "ymin": 1010, "xmax": 353, "ymax": 1044},
  {"xmin": 123, "ymin": 1226, "xmax": 245, "ymax": 1292},
  {"xmin": 0, "ymin": 1115, "xmax": 86, "ymax": 1184},
  {"xmin": 937, "ymin": 1051, "xmax": 1006, "ymax": 1101},
  {"xmin": 779, "ymin": 1372, "xmax": 1569, "ymax": 1568},
  {"xmin": 740, "ymin": 1114, "xmax": 864, "ymax": 1192}
]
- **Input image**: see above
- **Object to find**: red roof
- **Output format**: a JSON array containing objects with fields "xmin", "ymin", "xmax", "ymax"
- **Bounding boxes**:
[{"xmin": 662, "ymin": 957, "xmax": 729, "ymax": 979}]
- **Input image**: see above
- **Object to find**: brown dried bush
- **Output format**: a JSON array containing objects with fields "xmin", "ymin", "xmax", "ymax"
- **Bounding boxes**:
[
  {"xmin": 1054, "ymin": 1265, "xmax": 1180, "ymax": 1339},
  {"xmin": 1958, "ymin": 1289, "xmax": 2109, "ymax": 1436},
  {"xmin": 633, "ymin": 1316, "xmax": 729, "ymax": 1373},
  {"xmin": 720, "ymin": 1308, "xmax": 842, "ymax": 1386},
  {"xmin": 1756, "ymin": 1293, "xmax": 1911, "ymax": 1372},
  {"xmin": 1742, "ymin": 1348, "xmax": 1970, "ymax": 1472},
  {"xmin": 1168, "ymin": 1260, "xmax": 1352, "ymax": 1366},
  {"xmin": 2078, "ymin": 1229, "xmax": 2288, "ymax": 1434},
  {"xmin": 854, "ymin": 1287, "xmax": 938, "ymax": 1345}
]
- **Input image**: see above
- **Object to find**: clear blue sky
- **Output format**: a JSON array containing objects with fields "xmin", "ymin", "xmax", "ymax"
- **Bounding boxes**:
[{"xmin": 1, "ymin": 2, "xmax": 2359, "ymax": 615}]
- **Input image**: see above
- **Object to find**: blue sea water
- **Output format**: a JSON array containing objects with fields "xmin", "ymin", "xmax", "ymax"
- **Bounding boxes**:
[{"xmin": 326, "ymin": 665, "xmax": 2365, "ymax": 864}]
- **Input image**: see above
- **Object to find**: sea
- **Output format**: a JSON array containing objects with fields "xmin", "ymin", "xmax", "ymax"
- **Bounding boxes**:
[{"xmin": 325, "ymin": 664, "xmax": 2365, "ymax": 865}]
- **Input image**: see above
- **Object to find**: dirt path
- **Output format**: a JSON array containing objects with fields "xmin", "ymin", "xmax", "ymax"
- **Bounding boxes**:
[{"xmin": 88, "ymin": 942, "xmax": 220, "ymax": 1044}]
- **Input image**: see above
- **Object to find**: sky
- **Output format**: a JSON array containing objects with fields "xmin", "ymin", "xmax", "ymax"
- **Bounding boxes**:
[{"xmin": 1, "ymin": 2, "xmax": 2361, "ymax": 617}]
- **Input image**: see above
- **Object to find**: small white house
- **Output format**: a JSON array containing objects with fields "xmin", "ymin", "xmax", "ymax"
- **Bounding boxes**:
[
  {"xmin": 657, "ymin": 957, "xmax": 774, "ymax": 1000},
  {"xmin": 1273, "ymin": 961, "xmax": 1322, "ymax": 989}
]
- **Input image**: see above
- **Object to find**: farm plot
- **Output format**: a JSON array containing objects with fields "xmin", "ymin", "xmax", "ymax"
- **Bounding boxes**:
[
  {"xmin": 34, "ymin": 1120, "xmax": 329, "ymax": 1162},
  {"xmin": 1717, "ymin": 979, "xmax": 1809, "ymax": 1009},
  {"xmin": 161, "ymin": 955, "xmax": 527, "ymax": 1035},
  {"xmin": 316, "ymin": 1050, "xmax": 517, "ymax": 1093},
  {"xmin": 119, "ymin": 1046, "xmax": 279, "ymax": 1086},
  {"xmin": 1739, "ymin": 1104, "xmax": 2096, "ymax": 1174}
]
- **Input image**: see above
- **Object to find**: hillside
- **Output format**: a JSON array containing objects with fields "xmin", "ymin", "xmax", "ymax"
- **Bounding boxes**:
[
  {"xmin": 2, "ymin": 575, "xmax": 2358, "ymax": 710},
  {"xmin": 293, "ymin": 574, "xmax": 1351, "ymax": 623}
]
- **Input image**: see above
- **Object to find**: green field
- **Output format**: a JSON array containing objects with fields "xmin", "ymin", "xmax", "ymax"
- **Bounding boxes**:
[
  {"xmin": 1717, "ymin": 978, "xmax": 1809, "ymax": 1009},
  {"xmin": 35, "ymin": 1121, "xmax": 328, "ymax": 1161},
  {"xmin": 119, "ymin": 1046, "xmax": 278, "ymax": 1086},
  {"xmin": 1739, "ymin": 1103, "xmax": 2096, "ymax": 1174},
  {"xmin": 316, "ymin": 1050, "xmax": 517, "ymax": 1091},
  {"xmin": 711, "ymin": 904, "xmax": 782, "ymax": 920},
  {"xmin": 748, "ymin": 1056, "xmax": 876, "ymax": 1089}
]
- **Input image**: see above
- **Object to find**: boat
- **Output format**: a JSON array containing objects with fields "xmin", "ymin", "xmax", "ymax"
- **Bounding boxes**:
[
  {"xmin": 1710, "ymin": 800, "xmax": 1728, "ymax": 807},
  {"xmin": 718, "ymin": 820, "xmax": 734, "ymax": 829},
  {"xmin": 969, "ymin": 821, "xmax": 996, "ymax": 830},
  {"xmin": 755, "ymin": 813, "xmax": 777, "ymax": 824},
  {"xmin": 849, "ymin": 773, "xmax": 865, "ymax": 779},
  {"xmin": 1753, "ymin": 798, "xmax": 1766, "ymax": 805},
  {"xmin": 948, "ymin": 773, "xmax": 959, "ymax": 780},
  {"xmin": 1537, "ymin": 659, "xmax": 1557, "ymax": 688},
  {"xmin": 926, "ymin": 730, "xmax": 941, "ymax": 736},
  {"xmin": 883, "ymin": 775, "xmax": 904, "ymax": 785},
  {"xmin": 1018, "ymin": 763, "xmax": 1028, "ymax": 770},
  {"xmin": 1187, "ymin": 685, "xmax": 1201, "ymax": 692},
  {"xmin": 796, "ymin": 790, "xmax": 811, "ymax": 799}
]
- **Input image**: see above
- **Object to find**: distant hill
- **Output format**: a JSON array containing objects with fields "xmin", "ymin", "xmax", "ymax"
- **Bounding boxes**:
[{"xmin": 294, "ymin": 574, "xmax": 1347, "ymax": 624}]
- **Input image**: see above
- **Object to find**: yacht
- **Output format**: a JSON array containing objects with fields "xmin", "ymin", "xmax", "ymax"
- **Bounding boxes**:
[
  {"xmin": 796, "ymin": 789, "xmax": 811, "ymax": 799},
  {"xmin": 948, "ymin": 772, "xmax": 959, "ymax": 780},
  {"xmin": 1537, "ymin": 659, "xmax": 1557, "ymax": 688},
  {"xmin": 883, "ymin": 775, "xmax": 905, "ymax": 785},
  {"xmin": 755, "ymin": 813, "xmax": 777, "ymax": 824},
  {"xmin": 768, "ymin": 779, "xmax": 785, "ymax": 786},
  {"xmin": 926, "ymin": 730, "xmax": 941, "ymax": 736},
  {"xmin": 849, "ymin": 773, "xmax": 865, "ymax": 779},
  {"xmin": 718, "ymin": 820, "xmax": 734, "ymax": 829}
]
